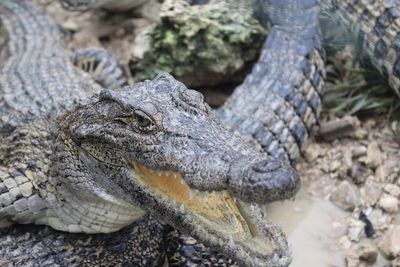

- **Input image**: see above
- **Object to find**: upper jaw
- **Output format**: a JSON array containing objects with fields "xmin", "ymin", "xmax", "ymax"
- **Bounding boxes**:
[
  {"xmin": 127, "ymin": 161, "xmax": 292, "ymax": 267},
  {"xmin": 227, "ymin": 156, "xmax": 300, "ymax": 203},
  {"xmin": 174, "ymin": 153, "xmax": 300, "ymax": 204}
]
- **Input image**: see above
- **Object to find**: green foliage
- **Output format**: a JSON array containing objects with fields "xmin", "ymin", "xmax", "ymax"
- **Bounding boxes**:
[{"xmin": 323, "ymin": 49, "xmax": 399, "ymax": 118}]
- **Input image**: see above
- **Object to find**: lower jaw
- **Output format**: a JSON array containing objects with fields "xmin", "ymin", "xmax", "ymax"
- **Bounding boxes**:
[{"xmin": 130, "ymin": 161, "xmax": 291, "ymax": 266}]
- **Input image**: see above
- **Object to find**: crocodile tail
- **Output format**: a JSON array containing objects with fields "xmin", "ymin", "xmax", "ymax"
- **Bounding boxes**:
[
  {"xmin": 0, "ymin": 0, "xmax": 101, "ymax": 133},
  {"xmin": 219, "ymin": 0, "xmax": 326, "ymax": 164},
  {"xmin": 321, "ymin": 0, "xmax": 400, "ymax": 97}
]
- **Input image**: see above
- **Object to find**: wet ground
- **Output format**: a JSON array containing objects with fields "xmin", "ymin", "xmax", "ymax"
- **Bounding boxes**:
[
  {"xmin": 267, "ymin": 185, "xmax": 348, "ymax": 267},
  {"xmin": 276, "ymin": 117, "xmax": 399, "ymax": 267},
  {"xmin": 268, "ymin": 185, "xmax": 390, "ymax": 267},
  {"xmin": 37, "ymin": 1, "xmax": 400, "ymax": 266}
]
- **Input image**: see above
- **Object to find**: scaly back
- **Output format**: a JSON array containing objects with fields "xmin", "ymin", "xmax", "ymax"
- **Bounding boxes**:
[{"xmin": 0, "ymin": 0, "xmax": 100, "ymax": 134}]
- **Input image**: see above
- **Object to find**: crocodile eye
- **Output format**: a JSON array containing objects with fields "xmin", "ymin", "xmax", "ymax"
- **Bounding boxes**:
[{"xmin": 134, "ymin": 110, "xmax": 156, "ymax": 132}]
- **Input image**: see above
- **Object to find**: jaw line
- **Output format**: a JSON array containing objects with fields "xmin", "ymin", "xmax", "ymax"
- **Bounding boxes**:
[{"xmin": 128, "ymin": 160, "xmax": 288, "ymax": 265}]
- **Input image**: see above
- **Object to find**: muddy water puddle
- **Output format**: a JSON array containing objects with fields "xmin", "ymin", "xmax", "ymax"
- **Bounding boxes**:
[{"xmin": 265, "ymin": 185, "xmax": 388, "ymax": 267}]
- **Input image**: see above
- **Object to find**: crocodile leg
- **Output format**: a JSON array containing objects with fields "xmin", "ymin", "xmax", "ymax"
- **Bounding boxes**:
[{"xmin": 72, "ymin": 47, "xmax": 128, "ymax": 89}]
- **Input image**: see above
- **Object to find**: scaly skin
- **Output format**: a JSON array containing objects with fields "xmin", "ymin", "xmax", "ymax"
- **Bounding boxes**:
[
  {"xmin": 0, "ymin": 215, "xmax": 167, "ymax": 267},
  {"xmin": 220, "ymin": 0, "xmax": 325, "ymax": 166},
  {"xmin": 0, "ymin": 0, "xmax": 303, "ymax": 266},
  {"xmin": 320, "ymin": 0, "xmax": 400, "ymax": 96}
]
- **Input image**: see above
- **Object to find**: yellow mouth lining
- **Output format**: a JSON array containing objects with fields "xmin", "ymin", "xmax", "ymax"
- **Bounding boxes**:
[{"xmin": 131, "ymin": 161, "xmax": 252, "ymax": 239}]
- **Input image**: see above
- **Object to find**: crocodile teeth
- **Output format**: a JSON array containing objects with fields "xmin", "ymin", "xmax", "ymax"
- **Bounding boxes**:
[
  {"xmin": 215, "ymin": 191, "xmax": 222, "ymax": 199},
  {"xmin": 199, "ymin": 191, "xmax": 206, "ymax": 200},
  {"xmin": 189, "ymin": 189, "xmax": 194, "ymax": 200},
  {"xmin": 179, "ymin": 203, "xmax": 185, "ymax": 214},
  {"xmin": 271, "ymin": 253, "xmax": 279, "ymax": 264},
  {"xmin": 228, "ymin": 234, "xmax": 236, "ymax": 249}
]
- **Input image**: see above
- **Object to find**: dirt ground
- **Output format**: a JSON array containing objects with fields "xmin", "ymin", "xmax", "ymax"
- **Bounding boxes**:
[
  {"xmin": 299, "ymin": 117, "xmax": 400, "ymax": 267},
  {"xmin": 36, "ymin": 1, "xmax": 400, "ymax": 266}
]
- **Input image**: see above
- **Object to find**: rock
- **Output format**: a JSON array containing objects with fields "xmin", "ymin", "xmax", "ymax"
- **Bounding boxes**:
[
  {"xmin": 392, "ymin": 120, "xmax": 400, "ymax": 143},
  {"xmin": 374, "ymin": 161, "xmax": 399, "ymax": 183},
  {"xmin": 131, "ymin": 24, "xmax": 153, "ymax": 59},
  {"xmin": 133, "ymin": 0, "xmax": 162, "ymax": 22},
  {"xmin": 375, "ymin": 165, "xmax": 387, "ymax": 182},
  {"xmin": 330, "ymin": 160, "xmax": 342, "ymax": 172},
  {"xmin": 368, "ymin": 209, "xmax": 392, "ymax": 231},
  {"xmin": 304, "ymin": 144, "xmax": 322, "ymax": 162},
  {"xmin": 318, "ymin": 116, "xmax": 360, "ymax": 141},
  {"xmin": 338, "ymin": 235, "xmax": 352, "ymax": 249},
  {"xmin": 379, "ymin": 225, "xmax": 400, "ymax": 259},
  {"xmin": 360, "ymin": 178, "xmax": 382, "ymax": 206},
  {"xmin": 384, "ymin": 184, "xmax": 400, "ymax": 198},
  {"xmin": 330, "ymin": 181, "xmax": 361, "ymax": 211},
  {"xmin": 357, "ymin": 244, "xmax": 378, "ymax": 264},
  {"xmin": 345, "ymin": 252, "xmax": 360, "ymax": 267},
  {"xmin": 95, "ymin": 0, "xmax": 148, "ymax": 11},
  {"xmin": 365, "ymin": 141, "xmax": 382, "ymax": 169},
  {"xmin": 379, "ymin": 193, "xmax": 399, "ymax": 213},
  {"xmin": 61, "ymin": 20, "xmax": 80, "ymax": 32},
  {"xmin": 307, "ymin": 175, "xmax": 337, "ymax": 198},
  {"xmin": 352, "ymin": 146, "xmax": 367, "ymax": 158},
  {"xmin": 344, "ymin": 149, "xmax": 353, "ymax": 167},
  {"xmin": 347, "ymin": 219, "xmax": 365, "ymax": 242},
  {"xmin": 388, "ymin": 258, "xmax": 400, "ymax": 267},
  {"xmin": 346, "ymin": 162, "xmax": 369, "ymax": 185},
  {"xmin": 320, "ymin": 158, "xmax": 331, "ymax": 173},
  {"xmin": 345, "ymin": 244, "xmax": 378, "ymax": 267},
  {"xmin": 130, "ymin": 0, "xmax": 267, "ymax": 87},
  {"xmin": 353, "ymin": 128, "xmax": 368, "ymax": 139}
]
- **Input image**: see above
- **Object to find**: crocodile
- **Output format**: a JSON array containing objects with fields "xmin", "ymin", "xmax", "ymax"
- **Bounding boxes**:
[
  {"xmin": 0, "ymin": 0, "xmax": 320, "ymax": 266},
  {"xmin": 4, "ymin": 0, "xmax": 398, "ymax": 266}
]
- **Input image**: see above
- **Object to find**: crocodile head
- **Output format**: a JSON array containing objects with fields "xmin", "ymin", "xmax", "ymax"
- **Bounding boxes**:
[{"xmin": 60, "ymin": 73, "xmax": 298, "ymax": 266}]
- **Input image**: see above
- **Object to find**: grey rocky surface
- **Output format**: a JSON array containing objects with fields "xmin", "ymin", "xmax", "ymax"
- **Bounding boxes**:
[{"xmin": 300, "ymin": 117, "xmax": 400, "ymax": 266}]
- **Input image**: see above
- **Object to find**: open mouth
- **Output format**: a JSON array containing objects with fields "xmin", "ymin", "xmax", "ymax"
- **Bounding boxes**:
[
  {"xmin": 132, "ymin": 161, "xmax": 251, "ymax": 236},
  {"xmin": 129, "ymin": 161, "xmax": 287, "ymax": 266}
]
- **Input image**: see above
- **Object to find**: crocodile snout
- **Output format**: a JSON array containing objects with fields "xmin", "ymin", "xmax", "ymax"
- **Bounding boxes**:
[{"xmin": 227, "ymin": 157, "xmax": 300, "ymax": 203}]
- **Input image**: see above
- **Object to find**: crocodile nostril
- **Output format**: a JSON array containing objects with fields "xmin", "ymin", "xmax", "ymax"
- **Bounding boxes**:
[{"xmin": 252, "ymin": 160, "xmax": 281, "ymax": 173}]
